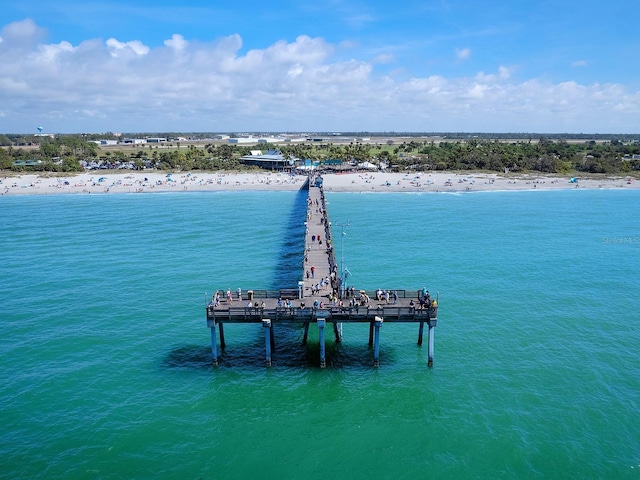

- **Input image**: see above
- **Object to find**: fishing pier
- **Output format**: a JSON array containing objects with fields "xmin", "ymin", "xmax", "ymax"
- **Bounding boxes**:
[{"xmin": 206, "ymin": 176, "xmax": 438, "ymax": 367}]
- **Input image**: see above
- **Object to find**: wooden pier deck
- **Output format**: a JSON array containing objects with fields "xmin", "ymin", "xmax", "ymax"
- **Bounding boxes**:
[{"xmin": 206, "ymin": 175, "xmax": 438, "ymax": 367}]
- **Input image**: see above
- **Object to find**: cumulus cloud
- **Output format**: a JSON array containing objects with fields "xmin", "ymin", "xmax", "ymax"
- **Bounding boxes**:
[
  {"xmin": 0, "ymin": 19, "xmax": 638, "ymax": 133},
  {"xmin": 1, "ymin": 18, "xmax": 46, "ymax": 46},
  {"xmin": 36, "ymin": 41, "xmax": 76, "ymax": 63},
  {"xmin": 475, "ymin": 65, "xmax": 512, "ymax": 83},
  {"xmin": 164, "ymin": 33, "xmax": 188, "ymax": 52},
  {"xmin": 106, "ymin": 38, "xmax": 150, "ymax": 57}
]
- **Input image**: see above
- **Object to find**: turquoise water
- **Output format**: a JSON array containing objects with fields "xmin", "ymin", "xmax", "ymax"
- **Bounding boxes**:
[{"xmin": 1, "ymin": 189, "xmax": 639, "ymax": 479}]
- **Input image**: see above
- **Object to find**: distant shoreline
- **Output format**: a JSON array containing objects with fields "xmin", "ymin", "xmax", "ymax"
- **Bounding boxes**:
[{"xmin": 1, "ymin": 171, "xmax": 638, "ymax": 195}]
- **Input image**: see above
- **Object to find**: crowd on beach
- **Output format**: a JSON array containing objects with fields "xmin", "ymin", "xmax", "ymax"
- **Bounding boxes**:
[
  {"xmin": 0, "ymin": 171, "xmax": 306, "ymax": 195},
  {"xmin": 1, "ymin": 170, "xmax": 638, "ymax": 195}
]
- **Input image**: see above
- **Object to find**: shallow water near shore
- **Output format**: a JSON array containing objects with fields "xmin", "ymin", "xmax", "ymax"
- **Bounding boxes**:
[{"xmin": 1, "ymin": 189, "xmax": 639, "ymax": 479}]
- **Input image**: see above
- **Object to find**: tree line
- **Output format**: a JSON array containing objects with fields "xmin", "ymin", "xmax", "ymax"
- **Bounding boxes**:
[{"xmin": 2, "ymin": 135, "xmax": 639, "ymax": 174}]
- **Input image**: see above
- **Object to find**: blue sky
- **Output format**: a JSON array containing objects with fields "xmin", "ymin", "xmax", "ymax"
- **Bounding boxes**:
[{"xmin": 1, "ymin": 0, "xmax": 639, "ymax": 133}]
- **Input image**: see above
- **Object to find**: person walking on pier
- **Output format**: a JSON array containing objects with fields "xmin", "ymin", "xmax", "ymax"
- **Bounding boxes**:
[{"xmin": 311, "ymin": 265, "xmax": 315, "ymax": 278}]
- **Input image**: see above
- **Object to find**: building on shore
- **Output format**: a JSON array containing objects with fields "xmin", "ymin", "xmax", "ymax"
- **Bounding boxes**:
[{"xmin": 239, "ymin": 149, "xmax": 298, "ymax": 171}]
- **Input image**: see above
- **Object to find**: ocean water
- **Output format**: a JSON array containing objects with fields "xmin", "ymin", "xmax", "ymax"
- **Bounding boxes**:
[{"xmin": 1, "ymin": 188, "xmax": 639, "ymax": 479}]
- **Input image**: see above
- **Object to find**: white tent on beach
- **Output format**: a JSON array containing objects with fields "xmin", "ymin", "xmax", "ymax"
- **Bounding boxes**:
[{"xmin": 357, "ymin": 161, "xmax": 378, "ymax": 171}]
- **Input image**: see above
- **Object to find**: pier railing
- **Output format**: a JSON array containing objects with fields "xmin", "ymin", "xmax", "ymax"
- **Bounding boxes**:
[
  {"xmin": 230, "ymin": 289, "xmax": 428, "ymax": 301},
  {"xmin": 207, "ymin": 304, "xmax": 438, "ymax": 324}
]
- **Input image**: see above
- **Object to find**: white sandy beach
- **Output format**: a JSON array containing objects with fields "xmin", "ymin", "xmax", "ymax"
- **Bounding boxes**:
[{"xmin": 0, "ymin": 170, "xmax": 638, "ymax": 195}]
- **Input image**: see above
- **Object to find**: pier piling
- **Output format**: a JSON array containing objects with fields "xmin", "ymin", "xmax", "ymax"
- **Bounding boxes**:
[
  {"xmin": 333, "ymin": 322, "xmax": 342, "ymax": 343},
  {"xmin": 373, "ymin": 316, "xmax": 383, "ymax": 367},
  {"xmin": 427, "ymin": 321, "xmax": 435, "ymax": 367},
  {"xmin": 210, "ymin": 321, "xmax": 218, "ymax": 366},
  {"xmin": 263, "ymin": 319, "xmax": 272, "ymax": 367},
  {"xmin": 318, "ymin": 319, "xmax": 326, "ymax": 368},
  {"xmin": 368, "ymin": 321, "xmax": 374, "ymax": 346},
  {"xmin": 219, "ymin": 323, "xmax": 226, "ymax": 350}
]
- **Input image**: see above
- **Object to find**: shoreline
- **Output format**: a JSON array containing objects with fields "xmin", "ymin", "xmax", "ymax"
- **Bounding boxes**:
[{"xmin": 0, "ymin": 171, "xmax": 637, "ymax": 195}]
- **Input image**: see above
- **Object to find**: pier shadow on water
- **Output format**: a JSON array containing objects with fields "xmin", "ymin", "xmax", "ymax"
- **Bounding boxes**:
[
  {"xmin": 270, "ymin": 178, "xmax": 308, "ymax": 289},
  {"xmin": 163, "ymin": 344, "xmax": 214, "ymax": 369},
  {"xmin": 163, "ymin": 327, "xmax": 399, "ymax": 370}
]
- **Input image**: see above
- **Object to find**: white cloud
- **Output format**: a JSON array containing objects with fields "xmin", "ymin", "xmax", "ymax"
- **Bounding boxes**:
[
  {"xmin": 571, "ymin": 60, "xmax": 588, "ymax": 67},
  {"xmin": 164, "ymin": 34, "xmax": 188, "ymax": 52},
  {"xmin": 372, "ymin": 53, "xmax": 394, "ymax": 64},
  {"xmin": 456, "ymin": 48, "xmax": 471, "ymax": 60},
  {"xmin": 36, "ymin": 41, "xmax": 76, "ymax": 63},
  {"xmin": 106, "ymin": 38, "xmax": 150, "ymax": 57},
  {"xmin": 1, "ymin": 18, "xmax": 46, "ymax": 45},
  {"xmin": 474, "ymin": 66, "xmax": 512, "ymax": 84},
  {"xmin": 0, "ymin": 20, "xmax": 638, "ymax": 133}
]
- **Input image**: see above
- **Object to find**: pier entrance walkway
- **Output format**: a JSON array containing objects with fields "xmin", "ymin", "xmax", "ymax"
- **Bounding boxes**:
[
  {"xmin": 302, "ymin": 179, "xmax": 337, "ymax": 302},
  {"xmin": 206, "ymin": 175, "xmax": 438, "ymax": 368}
]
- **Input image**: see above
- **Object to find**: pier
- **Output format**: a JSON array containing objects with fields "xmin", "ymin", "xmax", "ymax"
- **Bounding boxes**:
[{"xmin": 206, "ymin": 176, "xmax": 438, "ymax": 368}]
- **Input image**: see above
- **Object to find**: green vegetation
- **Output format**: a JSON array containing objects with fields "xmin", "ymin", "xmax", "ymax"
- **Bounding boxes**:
[
  {"xmin": 2, "ymin": 134, "xmax": 639, "ymax": 175},
  {"xmin": 1, "ymin": 135, "xmax": 98, "ymax": 172},
  {"xmin": 385, "ymin": 138, "xmax": 640, "ymax": 174},
  {"xmin": 279, "ymin": 138, "xmax": 640, "ymax": 174}
]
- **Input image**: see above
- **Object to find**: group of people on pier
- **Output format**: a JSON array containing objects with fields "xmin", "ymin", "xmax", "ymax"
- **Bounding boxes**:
[
  {"xmin": 375, "ymin": 288, "xmax": 398, "ymax": 304},
  {"xmin": 210, "ymin": 288, "xmax": 243, "ymax": 307}
]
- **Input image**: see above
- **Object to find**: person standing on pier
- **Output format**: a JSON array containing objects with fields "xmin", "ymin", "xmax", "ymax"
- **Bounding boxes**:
[{"xmin": 311, "ymin": 265, "xmax": 315, "ymax": 278}]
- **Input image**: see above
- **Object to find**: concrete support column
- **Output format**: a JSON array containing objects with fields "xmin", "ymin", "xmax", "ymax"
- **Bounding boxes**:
[
  {"xmin": 263, "ymin": 319, "xmax": 272, "ymax": 367},
  {"xmin": 373, "ymin": 316, "xmax": 383, "ymax": 367},
  {"xmin": 302, "ymin": 322, "xmax": 310, "ymax": 344},
  {"xmin": 417, "ymin": 321, "xmax": 424, "ymax": 346},
  {"xmin": 219, "ymin": 322, "xmax": 226, "ymax": 350},
  {"xmin": 427, "ymin": 321, "xmax": 435, "ymax": 367},
  {"xmin": 270, "ymin": 322, "xmax": 275, "ymax": 350},
  {"xmin": 333, "ymin": 322, "xmax": 342, "ymax": 343},
  {"xmin": 210, "ymin": 321, "xmax": 218, "ymax": 366},
  {"xmin": 318, "ymin": 319, "xmax": 326, "ymax": 368}
]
